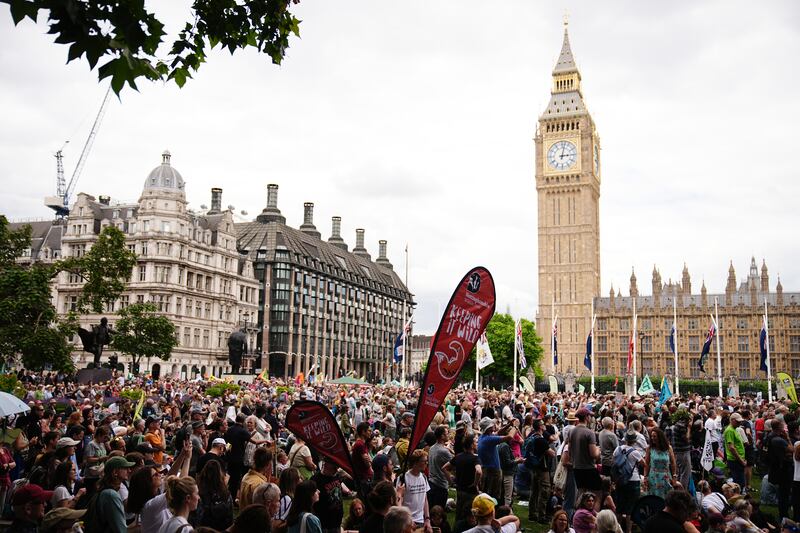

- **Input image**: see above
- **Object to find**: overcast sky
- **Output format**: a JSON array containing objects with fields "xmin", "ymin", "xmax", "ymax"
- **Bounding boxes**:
[{"xmin": 1, "ymin": 1, "xmax": 799, "ymax": 334}]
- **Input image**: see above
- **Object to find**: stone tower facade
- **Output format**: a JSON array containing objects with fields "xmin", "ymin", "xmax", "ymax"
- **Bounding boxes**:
[{"xmin": 535, "ymin": 23, "xmax": 601, "ymax": 373}]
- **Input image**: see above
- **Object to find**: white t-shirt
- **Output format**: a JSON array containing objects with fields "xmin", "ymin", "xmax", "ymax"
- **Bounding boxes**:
[
  {"xmin": 141, "ymin": 493, "xmax": 171, "ymax": 533},
  {"xmin": 613, "ymin": 445, "xmax": 644, "ymax": 482},
  {"xmin": 277, "ymin": 494, "xmax": 292, "ymax": 520},
  {"xmin": 706, "ymin": 417, "xmax": 723, "ymax": 444},
  {"xmin": 157, "ymin": 515, "xmax": 189, "ymax": 533},
  {"xmin": 701, "ymin": 492, "xmax": 728, "ymax": 514},
  {"xmin": 464, "ymin": 523, "xmax": 519, "ymax": 533},
  {"xmin": 51, "ymin": 485, "xmax": 72, "ymax": 507},
  {"xmin": 401, "ymin": 470, "xmax": 430, "ymax": 524}
]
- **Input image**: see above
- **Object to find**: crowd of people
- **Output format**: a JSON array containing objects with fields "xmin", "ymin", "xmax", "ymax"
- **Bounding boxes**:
[{"xmin": 3, "ymin": 369, "xmax": 800, "ymax": 533}]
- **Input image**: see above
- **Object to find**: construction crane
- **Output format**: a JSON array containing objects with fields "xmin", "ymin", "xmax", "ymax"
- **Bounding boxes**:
[{"xmin": 45, "ymin": 85, "xmax": 112, "ymax": 217}]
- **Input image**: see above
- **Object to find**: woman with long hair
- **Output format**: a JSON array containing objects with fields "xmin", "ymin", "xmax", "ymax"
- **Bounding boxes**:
[
  {"xmin": 51, "ymin": 460, "xmax": 85, "ymax": 508},
  {"xmin": 342, "ymin": 497, "xmax": 365, "ymax": 531},
  {"xmin": 643, "ymin": 426, "xmax": 677, "ymax": 499},
  {"xmin": 572, "ymin": 492, "xmax": 597, "ymax": 533},
  {"xmin": 277, "ymin": 467, "xmax": 301, "ymax": 522},
  {"xmin": 158, "ymin": 476, "xmax": 199, "ymax": 533},
  {"xmin": 547, "ymin": 509, "xmax": 576, "ymax": 533},
  {"xmin": 194, "ymin": 459, "xmax": 233, "ymax": 531},
  {"xmin": 285, "ymin": 480, "xmax": 321, "ymax": 533},
  {"xmin": 127, "ymin": 465, "xmax": 161, "ymax": 528}
]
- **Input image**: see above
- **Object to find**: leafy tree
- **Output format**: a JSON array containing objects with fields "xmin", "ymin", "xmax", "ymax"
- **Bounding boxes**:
[
  {"xmin": 459, "ymin": 313, "xmax": 544, "ymax": 388},
  {"xmin": 0, "ymin": 217, "xmax": 136, "ymax": 372},
  {"xmin": 112, "ymin": 303, "xmax": 177, "ymax": 374},
  {"xmin": 2, "ymin": 0, "xmax": 301, "ymax": 95}
]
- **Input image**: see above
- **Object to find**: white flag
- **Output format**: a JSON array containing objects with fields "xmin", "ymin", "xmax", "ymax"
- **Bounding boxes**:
[
  {"xmin": 476, "ymin": 332, "xmax": 494, "ymax": 370},
  {"xmin": 701, "ymin": 430, "xmax": 714, "ymax": 471}
]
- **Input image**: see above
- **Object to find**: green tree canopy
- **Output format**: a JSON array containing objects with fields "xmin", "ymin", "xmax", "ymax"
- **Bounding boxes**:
[
  {"xmin": 459, "ymin": 313, "xmax": 544, "ymax": 388},
  {"xmin": 2, "ymin": 0, "xmax": 301, "ymax": 95},
  {"xmin": 112, "ymin": 302, "xmax": 177, "ymax": 374},
  {"xmin": 0, "ymin": 217, "xmax": 136, "ymax": 372}
]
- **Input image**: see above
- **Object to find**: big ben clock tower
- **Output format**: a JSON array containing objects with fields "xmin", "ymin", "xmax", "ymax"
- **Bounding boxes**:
[{"xmin": 535, "ymin": 21, "xmax": 601, "ymax": 374}]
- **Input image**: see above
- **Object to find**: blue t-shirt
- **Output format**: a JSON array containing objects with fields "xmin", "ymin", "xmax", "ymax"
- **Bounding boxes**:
[{"xmin": 477, "ymin": 434, "xmax": 503, "ymax": 469}]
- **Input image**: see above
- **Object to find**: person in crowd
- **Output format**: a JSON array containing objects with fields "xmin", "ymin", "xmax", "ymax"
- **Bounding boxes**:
[
  {"xmin": 725, "ymin": 412, "xmax": 747, "ymax": 487},
  {"xmin": 51, "ymin": 460, "xmax": 85, "ymax": 508},
  {"xmin": 41, "ymin": 507, "xmax": 87, "ymax": 533},
  {"xmin": 289, "ymin": 435, "xmax": 316, "ymax": 481},
  {"xmin": 276, "ymin": 467, "xmax": 301, "ymax": 527},
  {"xmin": 224, "ymin": 413, "xmax": 252, "ymax": 501},
  {"xmin": 83, "ymin": 425, "xmax": 110, "ymax": 470},
  {"xmin": 196, "ymin": 437, "xmax": 227, "ymax": 475},
  {"xmin": 311, "ymin": 459, "xmax": 352, "ymax": 533},
  {"xmin": 194, "ymin": 458, "xmax": 233, "ymax": 531},
  {"xmin": 547, "ymin": 509, "xmax": 575, "ymax": 533},
  {"xmin": 476, "ymin": 418, "xmax": 512, "ymax": 502},
  {"xmin": 768, "ymin": 418, "xmax": 795, "ymax": 519},
  {"xmin": 428, "ymin": 425, "xmax": 453, "ymax": 510},
  {"xmin": 598, "ymin": 417, "xmax": 619, "ymax": 478},
  {"xmin": 643, "ymin": 489, "xmax": 696, "ymax": 533},
  {"xmin": 239, "ymin": 446, "xmax": 271, "ymax": 508},
  {"xmin": 383, "ymin": 505, "xmax": 414, "ymax": 533},
  {"xmin": 669, "ymin": 409, "xmax": 692, "ymax": 490},
  {"xmin": 398, "ymin": 449, "xmax": 431, "ymax": 531},
  {"xmin": 527, "ymin": 418, "xmax": 555, "ymax": 523},
  {"xmin": 596, "ymin": 509, "xmax": 623, "ymax": 533},
  {"xmin": 343, "ymin": 497, "xmax": 366, "ymax": 531},
  {"xmin": 372, "ymin": 452, "xmax": 394, "ymax": 484},
  {"xmin": 463, "ymin": 492, "xmax": 520, "ymax": 533},
  {"xmin": 572, "ymin": 492, "xmax": 597, "ymax": 533},
  {"xmin": 568, "ymin": 408, "xmax": 601, "ymax": 508},
  {"xmin": 444, "ymin": 432, "xmax": 482, "ymax": 521},
  {"xmin": 360, "ymin": 480, "xmax": 397, "ymax": 533},
  {"xmin": 10, "ymin": 484, "xmax": 53, "ymax": 533},
  {"xmin": 228, "ymin": 504, "xmax": 271, "ymax": 533},
  {"xmin": 286, "ymin": 480, "xmax": 322, "ymax": 533},
  {"xmin": 430, "ymin": 504, "xmax": 452, "ymax": 533},
  {"xmin": 158, "ymin": 476, "xmax": 200, "ymax": 533},
  {"xmin": 612, "ymin": 430, "xmax": 644, "ymax": 533},
  {"xmin": 643, "ymin": 426, "xmax": 676, "ymax": 499},
  {"xmin": 144, "ymin": 417, "xmax": 168, "ymax": 467},
  {"xmin": 84, "ymin": 456, "xmax": 136, "ymax": 533},
  {"xmin": 497, "ymin": 426, "xmax": 521, "ymax": 507},
  {"xmin": 351, "ymin": 423, "xmax": 374, "ymax": 499}
]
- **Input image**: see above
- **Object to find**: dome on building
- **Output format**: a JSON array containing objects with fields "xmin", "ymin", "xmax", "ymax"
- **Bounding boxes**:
[{"xmin": 144, "ymin": 150, "xmax": 185, "ymax": 192}]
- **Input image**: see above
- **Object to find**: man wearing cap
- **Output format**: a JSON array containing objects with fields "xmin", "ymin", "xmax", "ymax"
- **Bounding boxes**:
[
  {"xmin": 613, "ymin": 430, "xmax": 645, "ymax": 533},
  {"xmin": 143, "ymin": 417, "xmax": 168, "ymax": 466},
  {"xmin": 84, "ymin": 455, "xmax": 136, "ymax": 533},
  {"xmin": 188, "ymin": 420, "xmax": 207, "ymax": 475},
  {"xmin": 10, "ymin": 484, "xmax": 53, "ymax": 533},
  {"xmin": 197, "ymin": 437, "xmax": 228, "ymax": 475},
  {"xmin": 464, "ymin": 493, "xmax": 520, "ymax": 533},
  {"xmin": 724, "ymin": 412, "xmax": 747, "ymax": 487},
  {"xmin": 568, "ymin": 407, "xmax": 601, "ymax": 509},
  {"xmin": 476, "ymin": 417, "xmax": 512, "ymax": 502}
]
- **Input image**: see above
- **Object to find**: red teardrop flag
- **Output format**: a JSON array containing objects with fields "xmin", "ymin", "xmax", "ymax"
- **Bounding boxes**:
[
  {"xmin": 285, "ymin": 400, "xmax": 354, "ymax": 477},
  {"xmin": 407, "ymin": 266, "xmax": 496, "ymax": 457}
]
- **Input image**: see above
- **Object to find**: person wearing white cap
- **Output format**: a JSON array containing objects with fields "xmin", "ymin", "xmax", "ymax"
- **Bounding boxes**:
[{"xmin": 197, "ymin": 437, "xmax": 228, "ymax": 475}]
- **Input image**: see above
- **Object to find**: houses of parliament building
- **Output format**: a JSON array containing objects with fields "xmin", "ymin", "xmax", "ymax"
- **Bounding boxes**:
[{"xmin": 535, "ymin": 24, "xmax": 800, "ymax": 380}]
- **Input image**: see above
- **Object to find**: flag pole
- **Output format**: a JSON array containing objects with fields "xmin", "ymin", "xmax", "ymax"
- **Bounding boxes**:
[
  {"xmin": 674, "ymin": 298, "xmax": 679, "ymax": 397},
  {"xmin": 714, "ymin": 297, "xmax": 722, "ymax": 398},
  {"xmin": 513, "ymin": 318, "xmax": 518, "ymax": 394},
  {"xmin": 402, "ymin": 244, "xmax": 409, "ymax": 384},
  {"xmin": 551, "ymin": 296, "xmax": 556, "ymax": 372},
  {"xmin": 765, "ymin": 297, "xmax": 773, "ymax": 403},
  {"xmin": 633, "ymin": 297, "xmax": 638, "ymax": 392},
  {"xmin": 476, "ymin": 346, "xmax": 480, "ymax": 391},
  {"xmin": 590, "ymin": 299, "xmax": 596, "ymax": 395}
]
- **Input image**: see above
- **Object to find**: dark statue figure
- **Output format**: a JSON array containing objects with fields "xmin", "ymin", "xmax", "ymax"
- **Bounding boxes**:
[
  {"xmin": 227, "ymin": 329, "xmax": 248, "ymax": 374},
  {"xmin": 77, "ymin": 317, "xmax": 115, "ymax": 367}
]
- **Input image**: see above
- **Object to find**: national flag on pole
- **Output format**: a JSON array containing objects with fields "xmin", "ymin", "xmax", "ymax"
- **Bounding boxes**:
[
  {"xmin": 669, "ymin": 323, "xmax": 676, "ymax": 355},
  {"xmin": 627, "ymin": 334, "xmax": 634, "ymax": 374},
  {"xmin": 698, "ymin": 322, "xmax": 715, "ymax": 373},
  {"xmin": 552, "ymin": 320, "xmax": 558, "ymax": 366},
  {"xmin": 516, "ymin": 319, "xmax": 527, "ymax": 369},
  {"xmin": 584, "ymin": 331, "xmax": 592, "ymax": 371},
  {"xmin": 476, "ymin": 332, "xmax": 494, "ymax": 370},
  {"xmin": 760, "ymin": 318, "xmax": 769, "ymax": 373},
  {"xmin": 393, "ymin": 317, "xmax": 412, "ymax": 363}
]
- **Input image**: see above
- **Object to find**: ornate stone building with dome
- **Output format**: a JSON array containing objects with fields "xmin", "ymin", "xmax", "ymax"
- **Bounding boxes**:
[{"xmin": 46, "ymin": 151, "xmax": 260, "ymax": 378}]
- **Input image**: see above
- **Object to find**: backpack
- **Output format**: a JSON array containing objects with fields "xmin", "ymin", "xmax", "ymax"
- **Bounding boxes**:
[
  {"xmin": 611, "ymin": 447, "xmax": 635, "ymax": 486},
  {"xmin": 523, "ymin": 434, "xmax": 546, "ymax": 470}
]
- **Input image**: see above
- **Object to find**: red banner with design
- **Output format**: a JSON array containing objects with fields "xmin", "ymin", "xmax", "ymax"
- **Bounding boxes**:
[
  {"xmin": 407, "ymin": 267, "xmax": 496, "ymax": 459},
  {"xmin": 285, "ymin": 400, "xmax": 354, "ymax": 477}
]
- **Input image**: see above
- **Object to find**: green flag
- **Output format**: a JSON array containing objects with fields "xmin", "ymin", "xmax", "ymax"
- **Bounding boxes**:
[
  {"xmin": 638, "ymin": 374, "xmax": 656, "ymax": 395},
  {"xmin": 578, "ymin": 384, "xmax": 585, "ymax": 394}
]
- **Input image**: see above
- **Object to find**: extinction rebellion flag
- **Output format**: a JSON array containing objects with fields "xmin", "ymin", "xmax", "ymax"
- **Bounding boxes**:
[
  {"xmin": 698, "ymin": 322, "xmax": 716, "ymax": 373},
  {"xmin": 407, "ymin": 267, "xmax": 496, "ymax": 463},
  {"xmin": 285, "ymin": 400, "xmax": 355, "ymax": 477}
]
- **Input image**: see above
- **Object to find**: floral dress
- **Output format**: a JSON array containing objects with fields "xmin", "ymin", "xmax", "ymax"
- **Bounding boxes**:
[{"xmin": 646, "ymin": 448, "xmax": 672, "ymax": 499}]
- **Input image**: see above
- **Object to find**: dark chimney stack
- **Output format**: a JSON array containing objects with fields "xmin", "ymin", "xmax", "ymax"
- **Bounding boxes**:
[
  {"xmin": 209, "ymin": 188, "xmax": 222, "ymax": 213},
  {"xmin": 299, "ymin": 202, "xmax": 321, "ymax": 239},
  {"xmin": 353, "ymin": 228, "xmax": 371, "ymax": 259},
  {"xmin": 328, "ymin": 216, "xmax": 347, "ymax": 250},
  {"xmin": 375, "ymin": 239, "xmax": 393, "ymax": 269},
  {"xmin": 256, "ymin": 183, "xmax": 286, "ymax": 224}
]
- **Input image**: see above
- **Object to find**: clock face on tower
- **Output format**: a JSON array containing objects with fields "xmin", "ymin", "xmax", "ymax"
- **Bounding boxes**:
[{"xmin": 547, "ymin": 140, "xmax": 577, "ymax": 171}]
